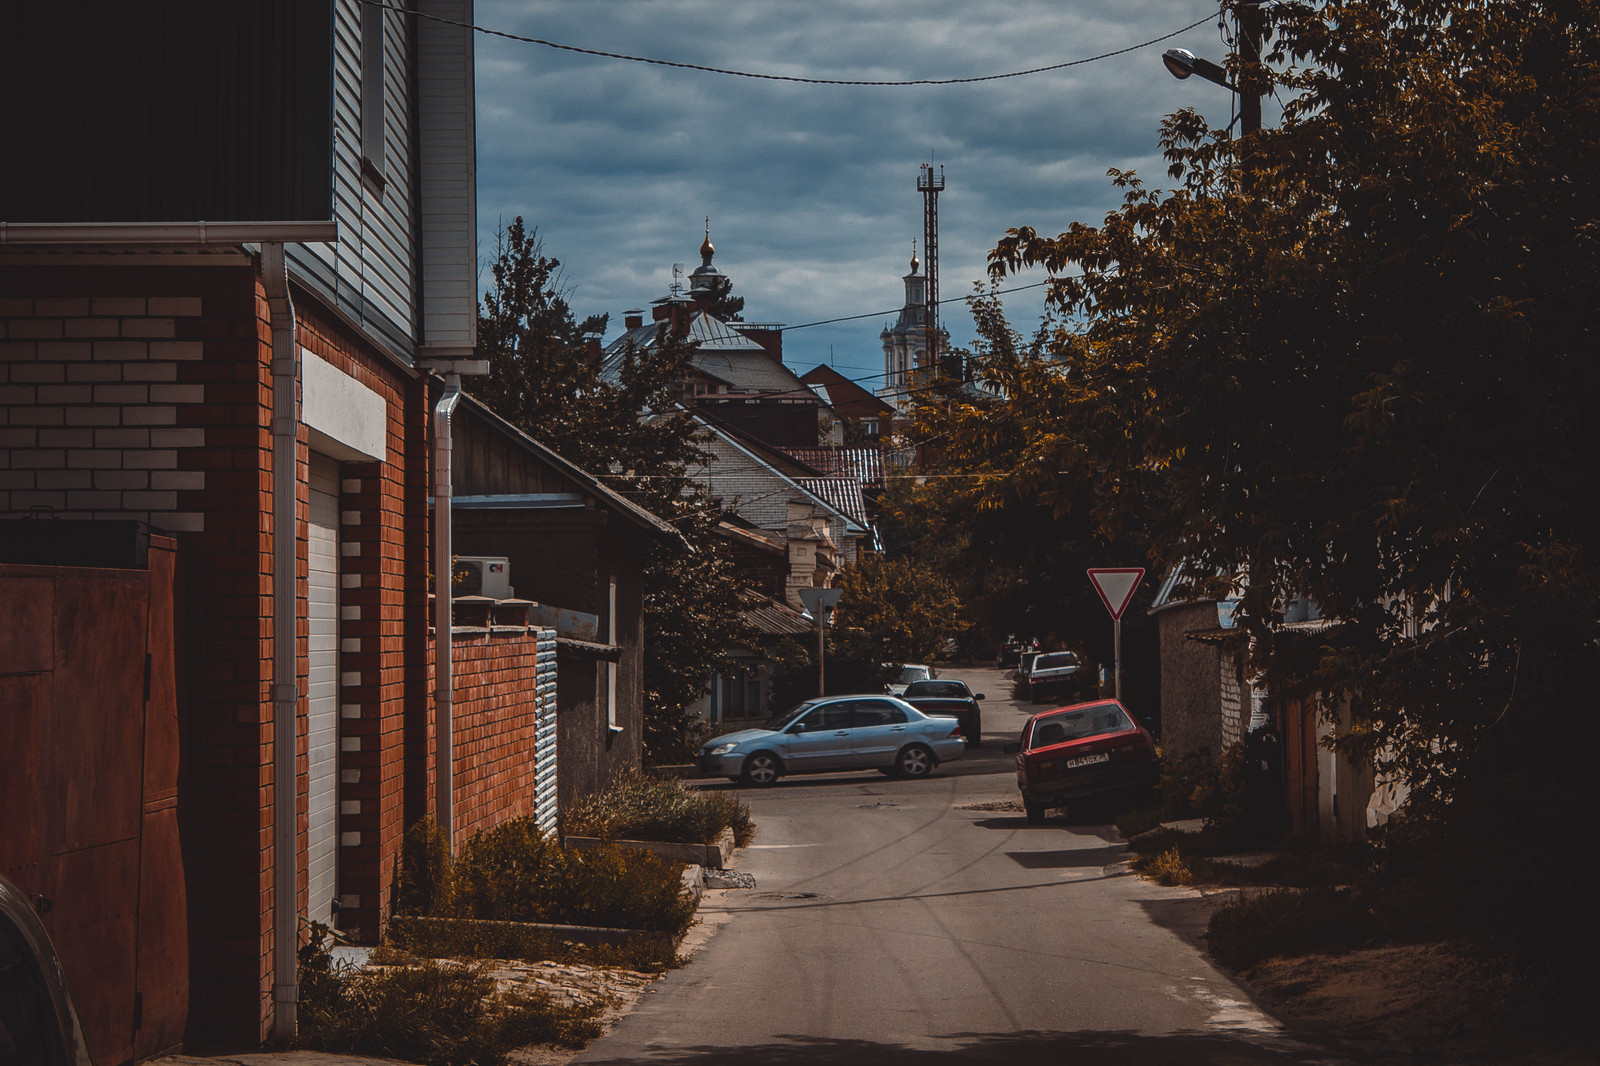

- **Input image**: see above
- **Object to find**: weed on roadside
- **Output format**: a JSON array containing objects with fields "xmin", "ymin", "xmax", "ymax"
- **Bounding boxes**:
[
  {"xmin": 1207, "ymin": 887, "xmax": 1379, "ymax": 969},
  {"xmin": 296, "ymin": 926, "xmax": 605, "ymax": 1066},
  {"xmin": 1144, "ymin": 847, "xmax": 1193, "ymax": 886}
]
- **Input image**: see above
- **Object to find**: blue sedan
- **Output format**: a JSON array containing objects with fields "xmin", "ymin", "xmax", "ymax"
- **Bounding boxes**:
[{"xmin": 699, "ymin": 694, "xmax": 966, "ymax": 786}]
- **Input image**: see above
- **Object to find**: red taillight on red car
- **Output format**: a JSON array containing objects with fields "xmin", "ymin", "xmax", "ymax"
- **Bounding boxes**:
[{"xmin": 1024, "ymin": 759, "xmax": 1058, "ymax": 782}]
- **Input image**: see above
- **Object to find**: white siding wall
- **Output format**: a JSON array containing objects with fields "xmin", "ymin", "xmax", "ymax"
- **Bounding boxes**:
[
  {"xmin": 292, "ymin": 0, "xmax": 419, "ymax": 357},
  {"xmin": 307, "ymin": 454, "xmax": 342, "ymax": 927},
  {"xmin": 417, "ymin": 0, "xmax": 478, "ymax": 352}
]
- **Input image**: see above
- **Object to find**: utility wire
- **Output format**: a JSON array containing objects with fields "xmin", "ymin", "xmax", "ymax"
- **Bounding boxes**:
[
  {"xmin": 369, "ymin": 2, "xmax": 1215, "ymax": 87},
  {"xmin": 780, "ymin": 279, "xmax": 1054, "ymax": 332}
]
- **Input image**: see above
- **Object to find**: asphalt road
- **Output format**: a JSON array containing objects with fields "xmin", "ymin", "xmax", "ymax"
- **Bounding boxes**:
[{"xmin": 575, "ymin": 666, "xmax": 1347, "ymax": 1066}]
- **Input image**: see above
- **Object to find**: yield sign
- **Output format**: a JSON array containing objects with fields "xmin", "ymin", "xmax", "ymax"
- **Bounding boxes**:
[{"xmin": 1087, "ymin": 568, "xmax": 1145, "ymax": 620}]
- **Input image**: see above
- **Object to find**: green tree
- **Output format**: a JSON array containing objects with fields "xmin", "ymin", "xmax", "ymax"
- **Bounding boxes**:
[
  {"xmin": 836, "ymin": 554, "xmax": 965, "ymax": 665},
  {"xmin": 975, "ymin": 0, "xmax": 1599, "ymax": 981},
  {"xmin": 700, "ymin": 274, "xmax": 744, "ymax": 322},
  {"xmin": 880, "ymin": 287, "xmax": 1156, "ymax": 699},
  {"xmin": 477, "ymin": 218, "xmax": 753, "ymax": 763}
]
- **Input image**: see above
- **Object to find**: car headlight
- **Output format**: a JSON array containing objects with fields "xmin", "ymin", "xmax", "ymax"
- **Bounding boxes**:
[{"xmin": 710, "ymin": 743, "xmax": 739, "ymax": 756}]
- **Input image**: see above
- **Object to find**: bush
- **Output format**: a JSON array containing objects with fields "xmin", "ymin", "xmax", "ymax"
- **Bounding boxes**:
[
  {"xmin": 560, "ymin": 772, "xmax": 755, "ymax": 847},
  {"xmin": 1206, "ymin": 887, "xmax": 1379, "ymax": 970},
  {"xmin": 393, "ymin": 817, "xmax": 455, "ymax": 917},
  {"xmin": 296, "ymin": 926, "xmax": 603, "ymax": 1066},
  {"xmin": 392, "ymin": 816, "xmax": 701, "ymax": 942}
]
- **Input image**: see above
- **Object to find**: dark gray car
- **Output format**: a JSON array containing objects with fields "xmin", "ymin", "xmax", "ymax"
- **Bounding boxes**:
[{"xmin": 0, "ymin": 874, "xmax": 94, "ymax": 1066}]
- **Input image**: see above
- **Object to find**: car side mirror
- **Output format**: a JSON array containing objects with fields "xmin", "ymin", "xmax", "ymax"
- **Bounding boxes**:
[{"xmin": 1003, "ymin": 742, "xmax": 1021, "ymax": 754}]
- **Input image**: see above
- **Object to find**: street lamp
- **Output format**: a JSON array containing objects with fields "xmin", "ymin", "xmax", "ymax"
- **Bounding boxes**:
[
  {"xmin": 1161, "ymin": 48, "xmax": 1234, "ymax": 90},
  {"xmin": 1161, "ymin": 0, "xmax": 1264, "ymax": 139}
]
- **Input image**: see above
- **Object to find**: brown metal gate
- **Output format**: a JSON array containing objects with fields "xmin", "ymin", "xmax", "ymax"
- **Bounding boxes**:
[{"xmin": 0, "ymin": 537, "xmax": 187, "ymax": 1065}]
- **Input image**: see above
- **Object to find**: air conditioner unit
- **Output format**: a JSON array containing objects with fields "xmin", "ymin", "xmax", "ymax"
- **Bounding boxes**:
[{"xmin": 454, "ymin": 556, "xmax": 513, "ymax": 599}]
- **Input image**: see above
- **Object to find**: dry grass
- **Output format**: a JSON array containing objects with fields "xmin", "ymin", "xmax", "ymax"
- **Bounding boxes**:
[{"xmin": 296, "ymin": 928, "xmax": 606, "ymax": 1066}]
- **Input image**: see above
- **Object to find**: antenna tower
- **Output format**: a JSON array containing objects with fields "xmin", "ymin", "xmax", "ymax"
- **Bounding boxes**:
[{"xmin": 917, "ymin": 163, "xmax": 944, "ymax": 376}]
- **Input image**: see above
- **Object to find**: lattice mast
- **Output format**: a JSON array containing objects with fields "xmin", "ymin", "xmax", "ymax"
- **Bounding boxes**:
[{"xmin": 918, "ymin": 163, "xmax": 944, "ymax": 377}]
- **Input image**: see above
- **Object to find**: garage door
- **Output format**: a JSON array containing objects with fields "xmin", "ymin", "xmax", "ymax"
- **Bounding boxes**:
[{"xmin": 306, "ymin": 454, "xmax": 340, "ymax": 927}]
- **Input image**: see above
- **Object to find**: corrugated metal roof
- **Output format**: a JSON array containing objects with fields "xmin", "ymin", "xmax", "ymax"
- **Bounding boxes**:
[
  {"xmin": 781, "ymin": 446, "xmax": 884, "ymax": 488},
  {"xmin": 741, "ymin": 590, "xmax": 814, "ymax": 637},
  {"xmin": 600, "ymin": 312, "xmax": 814, "ymax": 397},
  {"xmin": 798, "ymin": 476, "xmax": 869, "ymax": 529}
]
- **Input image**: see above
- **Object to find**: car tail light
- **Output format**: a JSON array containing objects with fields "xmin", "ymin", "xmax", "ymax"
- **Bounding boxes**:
[{"xmin": 1025, "ymin": 759, "xmax": 1058, "ymax": 782}]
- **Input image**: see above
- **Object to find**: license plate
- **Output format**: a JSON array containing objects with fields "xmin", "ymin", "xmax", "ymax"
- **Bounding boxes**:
[{"xmin": 1065, "ymin": 751, "xmax": 1110, "ymax": 769}]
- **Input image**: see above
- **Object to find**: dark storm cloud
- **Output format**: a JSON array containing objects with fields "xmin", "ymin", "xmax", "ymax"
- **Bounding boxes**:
[{"xmin": 474, "ymin": 0, "xmax": 1233, "ymax": 383}]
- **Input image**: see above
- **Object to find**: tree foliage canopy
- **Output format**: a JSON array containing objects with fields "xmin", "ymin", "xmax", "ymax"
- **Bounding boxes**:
[
  {"xmin": 836, "ymin": 553, "xmax": 966, "ymax": 666},
  {"xmin": 476, "ymin": 218, "xmax": 753, "ymax": 762},
  {"xmin": 908, "ymin": 0, "xmax": 1598, "ymax": 970}
]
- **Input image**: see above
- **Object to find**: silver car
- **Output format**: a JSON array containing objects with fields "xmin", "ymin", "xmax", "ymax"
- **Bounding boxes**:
[{"xmin": 699, "ymin": 694, "xmax": 965, "ymax": 785}]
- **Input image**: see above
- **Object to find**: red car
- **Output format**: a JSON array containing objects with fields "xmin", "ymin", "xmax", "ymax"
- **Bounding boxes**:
[{"xmin": 1005, "ymin": 700, "xmax": 1159, "ymax": 823}]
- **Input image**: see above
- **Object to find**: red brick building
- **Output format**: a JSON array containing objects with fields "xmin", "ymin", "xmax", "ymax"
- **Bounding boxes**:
[{"xmin": 0, "ymin": 2, "xmax": 551, "ymax": 1056}]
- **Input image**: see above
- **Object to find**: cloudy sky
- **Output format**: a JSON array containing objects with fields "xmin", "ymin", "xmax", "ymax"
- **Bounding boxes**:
[{"xmin": 473, "ymin": 0, "xmax": 1241, "ymax": 390}]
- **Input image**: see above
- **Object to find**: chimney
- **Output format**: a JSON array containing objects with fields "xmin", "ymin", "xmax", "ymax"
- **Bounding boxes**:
[{"xmin": 734, "ymin": 322, "xmax": 784, "ymax": 364}]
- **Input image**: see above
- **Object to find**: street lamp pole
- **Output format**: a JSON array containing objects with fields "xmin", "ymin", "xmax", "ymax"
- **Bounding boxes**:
[{"xmin": 1162, "ymin": 2, "xmax": 1264, "ymax": 137}]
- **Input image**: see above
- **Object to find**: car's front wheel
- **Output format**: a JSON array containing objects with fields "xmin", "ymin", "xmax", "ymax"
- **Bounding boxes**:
[
  {"xmin": 740, "ymin": 752, "xmax": 781, "ymax": 787},
  {"xmin": 895, "ymin": 744, "xmax": 935, "ymax": 778}
]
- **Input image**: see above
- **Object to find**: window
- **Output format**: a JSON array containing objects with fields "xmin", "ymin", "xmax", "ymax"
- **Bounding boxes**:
[
  {"xmin": 360, "ymin": 4, "xmax": 387, "ymax": 184},
  {"xmin": 853, "ymin": 701, "xmax": 907, "ymax": 727},
  {"xmin": 802, "ymin": 705, "xmax": 851, "ymax": 731}
]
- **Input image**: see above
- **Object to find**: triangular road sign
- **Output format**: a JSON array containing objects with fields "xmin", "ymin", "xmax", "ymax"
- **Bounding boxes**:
[{"xmin": 1087, "ymin": 568, "xmax": 1145, "ymax": 620}]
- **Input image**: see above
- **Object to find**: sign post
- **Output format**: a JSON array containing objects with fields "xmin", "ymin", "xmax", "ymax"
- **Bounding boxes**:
[
  {"xmin": 797, "ymin": 588, "xmax": 843, "ymax": 696},
  {"xmin": 1087, "ymin": 568, "xmax": 1145, "ymax": 701}
]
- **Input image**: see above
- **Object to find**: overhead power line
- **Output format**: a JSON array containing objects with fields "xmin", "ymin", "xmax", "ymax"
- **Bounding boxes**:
[
  {"xmin": 369, "ymin": 2, "xmax": 1215, "ymax": 87},
  {"xmin": 782, "ymin": 279, "xmax": 1054, "ymax": 332}
]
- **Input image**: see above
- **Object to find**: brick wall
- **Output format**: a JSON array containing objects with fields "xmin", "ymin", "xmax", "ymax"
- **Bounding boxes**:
[
  {"xmin": 2, "ymin": 263, "xmax": 281, "ymax": 1041},
  {"xmin": 442, "ymin": 627, "xmax": 550, "ymax": 843},
  {"xmin": 2, "ymin": 263, "xmax": 432, "ymax": 1043},
  {"xmin": 289, "ymin": 302, "xmax": 428, "ymax": 948}
]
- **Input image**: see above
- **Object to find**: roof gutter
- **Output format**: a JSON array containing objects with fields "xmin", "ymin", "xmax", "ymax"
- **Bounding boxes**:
[
  {"xmin": 263, "ymin": 242, "xmax": 301, "ymax": 1044},
  {"xmin": 432, "ymin": 374, "xmax": 463, "ymax": 850},
  {"xmin": 0, "ymin": 220, "xmax": 338, "ymax": 245}
]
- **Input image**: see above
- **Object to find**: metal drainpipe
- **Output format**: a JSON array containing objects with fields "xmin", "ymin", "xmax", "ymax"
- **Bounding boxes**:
[
  {"xmin": 263, "ymin": 242, "xmax": 300, "ymax": 1043},
  {"xmin": 433, "ymin": 374, "xmax": 463, "ymax": 849}
]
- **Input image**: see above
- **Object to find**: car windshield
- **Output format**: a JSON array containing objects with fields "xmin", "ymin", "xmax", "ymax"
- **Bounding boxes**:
[
  {"xmin": 1029, "ymin": 704, "xmax": 1132, "ymax": 748},
  {"xmin": 1034, "ymin": 653, "xmax": 1079, "ymax": 671},
  {"xmin": 764, "ymin": 700, "xmax": 823, "ymax": 732},
  {"xmin": 895, "ymin": 665, "xmax": 933, "ymax": 684},
  {"xmin": 903, "ymin": 681, "xmax": 968, "ymax": 699}
]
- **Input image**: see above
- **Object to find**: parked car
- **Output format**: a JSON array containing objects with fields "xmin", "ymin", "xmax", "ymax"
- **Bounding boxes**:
[
  {"xmin": 1023, "ymin": 650, "xmax": 1086, "ymax": 703},
  {"xmin": 0, "ymin": 874, "xmax": 93, "ymax": 1066},
  {"xmin": 994, "ymin": 638, "xmax": 1036, "ymax": 669},
  {"xmin": 885, "ymin": 663, "xmax": 935, "ymax": 696},
  {"xmin": 1005, "ymin": 700, "xmax": 1159, "ymax": 822},
  {"xmin": 699, "ymin": 694, "xmax": 965, "ymax": 786},
  {"xmin": 900, "ymin": 678, "xmax": 986, "ymax": 747}
]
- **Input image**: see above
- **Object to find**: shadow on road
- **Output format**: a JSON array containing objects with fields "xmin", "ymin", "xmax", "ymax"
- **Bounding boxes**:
[
  {"xmin": 1005, "ymin": 842, "xmax": 1129, "ymax": 869},
  {"xmin": 578, "ymin": 1029, "xmax": 1333, "ymax": 1065}
]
